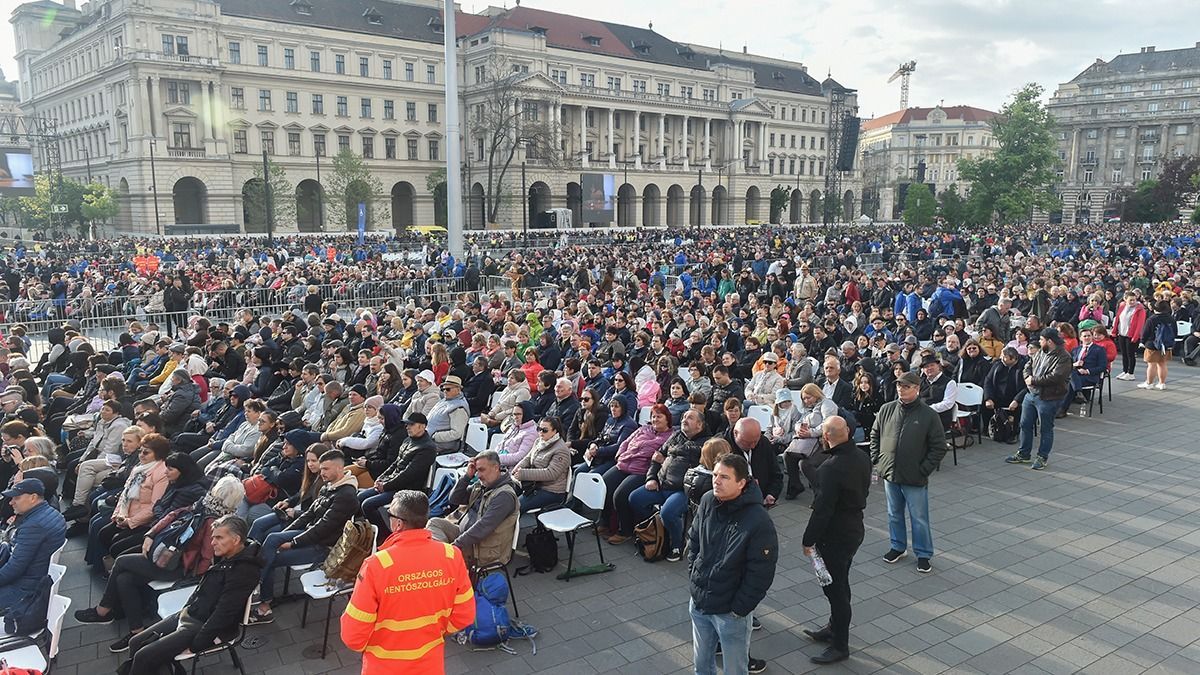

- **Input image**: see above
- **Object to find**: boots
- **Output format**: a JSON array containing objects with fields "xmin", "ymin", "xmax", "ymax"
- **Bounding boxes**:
[{"xmin": 784, "ymin": 453, "xmax": 805, "ymax": 499}]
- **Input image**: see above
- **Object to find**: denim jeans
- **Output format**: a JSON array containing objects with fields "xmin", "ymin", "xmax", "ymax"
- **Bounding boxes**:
[
  {"xmin": 884, "ymin": 480, "xmax": 933, "ymax": 559},
  {"xmin": 258, "ymin": 530, "xmax": 329, "ymax": 603},
  {"xmin": 519, "ymin": 488, "xmax": 566, "ymax": 513},
  {"xmin": 358, "ymin": 488, "xmax": 395, "ymax": 536},
  {"xmin": 628, "ymin": 486, "xmax": 688, "ymax": 550},
  {"xmin": 1018, "ymin": 392, "xmax": 1058, "ymax": 460},
  {"xmin": 690, "ymin": 598, "xmax": 752, "ymax": 675},
  {"xmin": 248, "ymin": 511, "xmax": 285, "ymax": 543}
]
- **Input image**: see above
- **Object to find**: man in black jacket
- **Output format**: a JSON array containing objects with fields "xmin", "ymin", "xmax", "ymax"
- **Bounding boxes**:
[
  {"xmin": 729, "ymin": 418, "xmax": 783, "ymax": 506},
  {"xmin": 120, "ymin": 515, "xmax": 262, "ymax": 675},
  {"xmin": 817, "ymin": 358, "xmax": 854, "ymax": 409},
  {"xmin": 687, "ymin": 453, "xmax": 777, "ymax": 675},
  {"xmin": 358, "ymin": 413, "xmax": 436, "ymax": 537},
  {"xmin": 802, "ymin": 416, "xmax": 871, "ymax": 664},
  {"xmin": 250, "ymin": 448, "xmax": 358, "ymax": 623}
]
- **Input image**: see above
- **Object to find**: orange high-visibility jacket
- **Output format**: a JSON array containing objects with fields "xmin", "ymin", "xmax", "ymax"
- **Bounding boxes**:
[{"xmin": 340, "ymin": 529, "xmax": 475, "ymax": 674}]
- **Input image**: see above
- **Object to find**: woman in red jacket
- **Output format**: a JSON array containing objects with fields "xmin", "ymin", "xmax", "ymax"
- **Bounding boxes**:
[{"xmin": 1112, "ymin": 292, "xmax": 1147, "ymax": 380}]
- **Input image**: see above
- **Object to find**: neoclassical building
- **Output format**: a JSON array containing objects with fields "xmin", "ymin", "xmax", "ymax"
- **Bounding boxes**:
[
  {"xmin": 10, "ymin": 0, "xmax": 861, "ymax": 234},
  {"xmin": 1047, "ymin": 43, "xmax": 1200, "ymax": 224},
  {"xmin": 857, "ymin": 104, "xmax": 997, "ymax": 220}
]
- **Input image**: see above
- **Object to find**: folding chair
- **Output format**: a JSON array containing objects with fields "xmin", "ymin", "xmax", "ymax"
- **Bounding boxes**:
[
  {"xmin": 536, "ymin": 472, "xmax": 607, "ymax": 581},
  {"xmin": 747, "ymin": 405, "xmax": 772, "ymax": 429},
  {"xmin": 472, "ymin": 515, "xmax": 523, "ymax": 617},
  {"xmin": 464, "ymin": 421, "xmax": 488, "ymax": 455},
  {"xmin": 174, "ymin": 594, "xmax": 253, "ymax": 675},
  {"xmin": 637, "ymin": 406, "xmax": 653, "ymax": 425},
  {"xmin": 48, "ymin": 563, "xmax": 65, "ymax": 598},
  {"xmin": 299, "ymin": 524, "xmax": 378, "ymax": 659},
  {"xmin": 0, "ymin": 594, "xmax": 70, "ymax": 673},
  {"xmin": 955, "ymin": 382, "xmax": 985, "ymax": 449}
]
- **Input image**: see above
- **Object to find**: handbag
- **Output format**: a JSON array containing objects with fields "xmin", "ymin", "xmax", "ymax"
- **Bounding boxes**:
[
  {"xmin": 241, "ymin": 475, "xmax": 277, "ymax": 505},
  {"xmin": 345, "ymin": 464, "xmax": 375, "ymax": 488}
]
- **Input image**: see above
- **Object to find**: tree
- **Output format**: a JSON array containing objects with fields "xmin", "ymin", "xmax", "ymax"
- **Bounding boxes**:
[
  {"xmin": 242, "ymin": 158, "xmax": 295, "ymax": 231},
  {"xmin": 958, "ymin": 83, "xmax": 1060, "ymax": 224},
  {"xmin": 902, "ymin": 182, "xmax": 935, "ymax": 226},
  {"xmin": 938, "ymin": 184, "xmax": 967, "ymax": 226},
  {"xmin": 769, "ymin": 185, "xmax": 791, "ymax": 224},
  {"xmin": 1116, "ymin": 180, "xmax": 1177, "ymax": 223},
  {"xmin": 426, "ymin": 168, "xmax": 447, "ymax": 227},
  {"xmin": 80, "ymin": 182, "xmax": 119, "ymax": 237},
  {"xmin": 17, "ymin": 174, "xmax": 87, "ymax": 233},
  {"xmin": 822, "ymin": 191, "xmax": 842, "ymax": 223},
  {"xmin": 1148, "ymin": 155, "xmax": 1200, "ymax": 218},
  {"xmin": 325, "ymin": 149, "xmax": 386, "ymax": 230},
  {"xmin": 465, "ymin": 55, "xmax": 563, "ymax": 225}
]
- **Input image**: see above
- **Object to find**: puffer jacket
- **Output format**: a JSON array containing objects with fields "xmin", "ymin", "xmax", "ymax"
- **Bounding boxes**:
[
  {"xmin": 514, "ymin": 434, "xmax": 571, "ymax": 495},
  {"xmin": 160, "ymin": 378, "xmax": 201, "ymax": 436},
  {"xmin": 591, "ymin": 411, "xmax": 638, "ymax": 464},
  {"xmin": 285, "ymin": 471, "xmax": 359, "ymax": 548},
  {"xmin": 614, "ymin": 425, "xmax": 673, "ymax": 476},
  {"xmin": 686, "ymin": 481, "xmax": 778, "ymax": 616},
  {"xmin": 1024, "ymin": 344, "xmax": 1072, "ymax": 401},
  {"xmin": 376, "ymin": 432, "xmax": 436, "ymax": 493},
  {"xmin": 869, "ymin": 398, "xmax": 947, "ymax": 488},
  {"xmin": 497, "ymin": 420, "xmax": 538, "ymax": 468},
  {"xmin": 647, "ymin": 429, "xmax": 707, "ymax": 492},
  {"xmin": 180, "ymin": 542, "xmax": 263, "ymax": 651}
]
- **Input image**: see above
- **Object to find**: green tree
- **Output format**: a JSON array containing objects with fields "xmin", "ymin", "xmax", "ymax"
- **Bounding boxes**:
[
  {"xmin": 242, "ymin": 158, "xmax": 295, "ymax": 231},
  {"xmin": 17, "ymin": 174, "xmax": 88, "ymax": 233},
  {"xmin": 325, "ymin": 149, "xmax": 387, "ymax": 230},
  {"xmin": 1148, "ymin": 155, "xmax": 1200, "ymax": 218},
  {"xmin": 426, "ymin": 168, "xmax": 447, "ymax": 227},
  {"xmin": 1117, "ymin": 180, "xmax": 1177, "ymax": 223},
  {"xmin": 80, "ymin": 182, "xmax": 119, "ymax": 237},
  {"xmin": 938, "ymin": 184, "xmax": 967, "ymax": 226},
  {"xmin": 902, "ymin": 182, "xmax": 935, "ymax": 226},
  {"xmin": 958, "ymin": 83, "xmax": 1060, "ymax": 224},
  {"xmin": 769, "ymin": 185, "xmax": 791, "ymax": 224}
]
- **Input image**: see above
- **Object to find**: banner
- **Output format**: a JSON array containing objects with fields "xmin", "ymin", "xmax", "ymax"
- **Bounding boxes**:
[{"xmin": 356, "ymin": 202, "xmax": 366, "ymax": 245}]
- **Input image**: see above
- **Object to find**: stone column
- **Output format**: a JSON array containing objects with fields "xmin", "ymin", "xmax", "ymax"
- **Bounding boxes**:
[
  {"xmin": 127, "ymin": 77, "xmax": 144, "ymax": 138},
  {"xmin": 658, "ymin": 113, "xmax": 666, "ymax": 170},
  {"xmin": 200, "ymin": 80, "xmax": 213, "ymax": 141},
  {"xmin": 634, "ymin": 111, "xmax": 643, "ymax": 170},
  {"xmin": 607, "ymin": 108, "xmax": 616, "ymax": 168},
  {"xmin": 703, "ymin": 118, "xmax": 711, "ymax": 171},
  {"xmin": 148, "ymin": 76, "xmax": 161, "ymax": 138},
  {"xmin": 682, "ymin": 115, "xmax": 690, "ymax": 172},
  {"xmin": 580, "ymin": 105, "xmax": 589, "ymax": 168},
  {"xmin": 759, "ymin": 122, "xmax": 767, "ymax": 165},
  {"xmin": 552, "ymin": 103, "xmax": 561, "ymax": 154},
  {"xmin": 735, "ymin": 120, "xmax": 744, "ymax": 164}
]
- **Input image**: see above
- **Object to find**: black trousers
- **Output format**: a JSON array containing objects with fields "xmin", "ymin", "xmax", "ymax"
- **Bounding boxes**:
[
  {"xmin": 1117, "ymin": 335, "xmax": 1138, "ymax": 375},
  {"xmin": 817, "ymin": 539, "xmax": 861, "ymax": 653},
  {"xmin": 123, "ymin": 612, "xmax": 196, "ymax": 675},
  {"xmin": 101, "ymin": 553, "xmax": 184, "ymax": 630}
]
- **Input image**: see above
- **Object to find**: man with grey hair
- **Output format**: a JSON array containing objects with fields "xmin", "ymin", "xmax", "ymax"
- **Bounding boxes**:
[
  {"xmin": 975, "ymin": 297, "xmax": 1013, "ymax": 343},
  {"xmin": 426, "ymin": 450, "xmax": 519, "ymax": 567},
  {"xmin": 543, "ymin": 377, "xmax": 580, "ymax": 427}
]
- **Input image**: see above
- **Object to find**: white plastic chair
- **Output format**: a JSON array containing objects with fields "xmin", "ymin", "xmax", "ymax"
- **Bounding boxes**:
[
  {"xmin": 536, "ymin": 472, "xmax": 607, "ymax": 581},
  {"xmin": 677, "ymin": 366, "xmax": 692, "ymax": 383},
  {"xmin": 1176, "ymin": 321, "xmax": 1191, "ymax": 353},
  {"xmin": 49, "ymin": 541, "xmax": 65, "ymax": 565},
  {"xmin": 299, "ymin": 524, "xmax": 378, "ymax": 659},
  {"xmin": 174, "ymin": 594, "xmax": 253, "ymax": 675},
  {"xmin": 954, "ymin": 382, "xmax": 985, "ymax": 461},
  {"xmin": 0, "ymin": 594, "xmax": 70, "ymax": 672},
  {"xmin": 48, "ymin": 563, "xmax": 65, "ymax": 598},
  {"xmin": 156, "ymin": 586, "xmax": 192, "ymax": 619},
  {"xmin": 747, "ymin": 405, "xmax": 772, "ymax": 429},
  {"xmin": 637, "ymin": 406, "xmax": 653, "ymax": 425},
  {"xmin": 464, "ymin": 421, "xmax": 488, "ymax": 454}
]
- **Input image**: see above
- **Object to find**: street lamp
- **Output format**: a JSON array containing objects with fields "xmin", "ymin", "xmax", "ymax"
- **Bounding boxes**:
[
  {"xmin": 315, "ymin": 147, "xmax": 325, "ymax": 230},
  {"xmin": 148, "ymin": 137, "xmax": 162, "ymax": 236}
]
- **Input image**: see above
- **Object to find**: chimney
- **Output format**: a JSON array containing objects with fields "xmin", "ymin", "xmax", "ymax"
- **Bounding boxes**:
[
  {"xmin": 742, "ymin": 45, "xmax": 747, "ymax": 54},
  {"xmin": 1145, "ymin": 46, "xmax": 1155, "ymax": 53},
  {"xmin": 62, "ymin": 0, "xmax": 76, "ymax": 8}
]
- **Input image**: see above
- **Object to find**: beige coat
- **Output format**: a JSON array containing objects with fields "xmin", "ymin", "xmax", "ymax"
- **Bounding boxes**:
[{"xmin": 514, "ymin": 434, "xmax": 572, "ymax": 495}]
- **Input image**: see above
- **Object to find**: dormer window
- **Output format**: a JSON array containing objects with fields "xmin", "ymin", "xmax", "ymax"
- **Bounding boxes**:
[
  {"xmin": 772, "ymin": 71, "xmax": 785, "ymax": 81},
  {"xmin": 582, "ymin": 34, "xmax": 601, "ymax": 47},
  {"xmin": 676, "ymin": 46, "xmax": 695, "ymax": 60},
  {"xmin": 528, "ymin": 25, "xmax": 547, "ymax": 36},
  {"xmin": 632, "ymin": 41, "xmax": 651, "ymax": 54},
  {"xmin": 291, "ymin": 0, "xmax": 312, "ymax": 16},
  {"xmin": 428, "ymin": 16, "xmax": 444, "ymax": 33},
  {"xmin": 364, "ymin": 8, "xmax": 383, "ymax": 25}
]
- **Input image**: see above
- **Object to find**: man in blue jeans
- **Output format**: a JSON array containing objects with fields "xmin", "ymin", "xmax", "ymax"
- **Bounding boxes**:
[
  {"xmin": 1007, "ymin": 327, "xmax": 1072, "ymax": 471},
  {"xmin": 870, "ymin": 371, "xmax": 947, "ymax": 574},
  {"xmin": 687, "ymin": 453, "xmax": 777, "ymax": 675},
  {"xmin": 249, "ymin": 448, "xmax": 359, "ymax": 624}
]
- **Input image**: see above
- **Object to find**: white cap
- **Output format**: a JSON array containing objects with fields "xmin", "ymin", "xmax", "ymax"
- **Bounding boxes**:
[{"xmin": 417, "ymin": 369, "xmax": 436, "ymax": 384}]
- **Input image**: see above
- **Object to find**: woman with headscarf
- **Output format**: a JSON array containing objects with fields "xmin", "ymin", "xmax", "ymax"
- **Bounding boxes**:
[
  {"xmin": 496, "ymin": 400, "xmax": 538, "ymax": 468},
  {"xmin": 357, "ymin": 404, "xmax": 405, "ymax": 479}
]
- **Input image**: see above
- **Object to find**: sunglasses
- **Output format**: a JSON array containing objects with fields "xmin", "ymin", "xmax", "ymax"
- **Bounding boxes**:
[
  {"xmin": 139, "ymin": 449, "xmax": 151, "ymax": 456},
  {"xmin": 537, "ymin": 427, "xmax": 552, "ymax": 433},
  {"xmin": 580, "ymin": 397, "xmax": 592, "ymax": 401}
]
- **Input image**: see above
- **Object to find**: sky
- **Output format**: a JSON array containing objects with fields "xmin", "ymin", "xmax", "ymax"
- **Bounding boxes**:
[{"xmin": 1, "ymin": 0, "xmax": 1198, "ymax": 119}]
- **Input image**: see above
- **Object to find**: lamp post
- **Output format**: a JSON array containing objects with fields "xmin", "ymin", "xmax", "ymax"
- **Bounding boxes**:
[
  {"xmin": 83, "ymin": 146, "xmax": 92, "ymax": 183},
  {"xmin": 696, "ymin": 168, "xmax": 702, "ymax": 239},
  {"xmin": 148, "ymin": 137, "xmax": 162, "ymax": 236},
  {"xmin": 315, "ymin": 147, "xmax": 325, "ymax": 230}
]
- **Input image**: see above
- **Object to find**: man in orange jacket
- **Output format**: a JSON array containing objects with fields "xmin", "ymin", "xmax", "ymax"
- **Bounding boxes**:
[{"xmin": 341, "ymin": 490, "xmax": 474, "ymax": 674}]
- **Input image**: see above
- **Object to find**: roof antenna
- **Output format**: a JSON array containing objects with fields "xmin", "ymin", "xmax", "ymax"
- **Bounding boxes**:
[{"xmin": 649, "ymin": 20, "xmax": 653, "ymax": 30}]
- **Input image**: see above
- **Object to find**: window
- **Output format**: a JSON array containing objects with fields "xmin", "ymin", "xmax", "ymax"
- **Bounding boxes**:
[
  {"xmin": 310, "ymin": 51, "xmax": 321, "ymax": 72},
  {"xmin": 680, "ymin": 86, "xmax": 693, "ymax": 99},
  {"xmin": 382, "ymin": 59, "xmax": 392, "ymax": 80},
  {"xmin": 284, "ymin": 48, "xmax": 295, "ymax": 69},
  {"xmin": 429, "ymin": 140, "xmax": 439, "ymax": 160},
  {"xmin": 171, "ymin": 123, "xmax": 191, "ymax": 148},
  {"xmin": 1113, "ymin": 148, "xmax": 1125, "ymax": 159},
  {"xmin": 257, "ymin": 45, "xmax": 268, "ymax": 66},
  {"xmin": 789, "ymin": 159, "xmax": 796, "ymax": 174},
  {"xmin": 338, "ymin": 134, "xmax": 351, "ymax": 152},
  {"xmin": 313, "ymin": 133, "xmax": 326, "ymax": 157},
  {"xmin": 819, "ymin": 138, "xmax": 825, "ymax": 150},
  {"xmin": 798, "ymin": 160, "xmax": 804, "ymax": 175},
  {"xmin": 162, "ymin": 34, "xmax": 176, "ymax": 55},
  {"xmin": 551, "ymin": 69, "xmax": 567, "ymax": 84},
  {"xmin": 1121, "ymin": 84, "xmax": 1133, "ymax": 93},
  {"xmin": 286, "ymin": 91, "xmax": 298, "ymax": 113},
  {"xmin": 428, "ymin": 103, "xmax": 438, "ymax": 122},
  {"xmin": 474, "ymin": 65, "xmax": 486, "ymax": 83},
  {"xmin": 1083, "ymin": 169, "xmax": 1093, "ymax": 182},
  {"xmin": 1177, "ymin": 124, "xmax": 1190, "ymax": 135},
  {"xmin": 362, "ymin": 136, "xmax": 374, "ymax": 158},
  {"xmin": 336, "ymin": 96, "xmax": 348, "ymax": 116},
  {"xmin": 361, "ymin": 98, "xmax": 372, "ymax": 117},
  {"xmin": 311, "ymin": 94, "xmax": 323, "ymax": 114},
  {"xmin": 233, "ymin": 130, "xmax": 248, "ymax": 154},
  {"xmin": 230, "ymin": 87, "xmax": 245, "ymax": 109},
  {"xmin": 521, "ymin": 101, "xmax": 538, "ymax": 121},
  {"xmin": 586, "ymin": 109, "xmax": 595, "ymax": 127},
  {"xmin": 426, "ymin": 64, "xmax": 436, "ymax": 83},
  {"xmin": 288, "ymin": 132, "xmax": 301, "ymax": 156},
  {"xmin": 384, "ymin": 100, "xmax": 394, "ymax": 119},
  {"xmin": 1092, "ymin": 86, "xmax": 1102, "ymax": 95},
  {"xmin": 1182, "ymin": 100, "xmax": 1192, "ymax": 111},
  {"xmin": 405, "ymin": 62, "xmax": 414, "ymax": 81},
  {"xmin": 261, "ymin": 130, "xmax": 275, "ymax": 155},
  {"xmin": 1112, "ymin": 169, "xmax": 1122, "ymax": 182},
  {"xmin": 406, "ymin": 102, "xmax": 416, "ymax": 121},
  {"xmin": 384, "ymin": 137, "xmax": 396, "ymax": 159},
  {"xmin": 1182, "ymin": 80, "xmax": 1194, "ymax": 89},
  {"xmin": 607, "ymin": 76, "xmax": 621, "ymax": 91},
  {"xmin": 657, "ymin": 83, "xmax": 671, "ymax": 96},
  {"xmin": 177, "ymin": 36, "xmax": 189, "ymax": 56},
  {"xmin": 632, "ymin": 79, "xmax": 646, "ymax": 93},
  {"xmin": 580, "ymin": 73, "xmax": 595, "ymax": 87},
  {"xmin": 768, "ymin": 159, "xmax": 775, "ymax": 175},
  {"xmin": 1142, "ymin": 168, "xmax": 1152, "ymax": 181},
  {"xmin": 407, "ymin": 138, "xmax": 418, "ymax": 160},
  {"xmin": 768, "ymin": 133, "xmax": 775, "ymax": 147},
  {"xmin": 258, "ymin": 89, "xmax": 272, "ymax": 111},
  {"xmin": 360, "ymin": 57, "xmax": 369, "ymax": 77},
  {"xmin": 229, "ymin": 42, "xmax": 241, "ymax": 64},
  {"xmin": 1086, "ymin": 129, "xmax": 1098, "ymax": 139},
  {"xmin": 1114, "ymin": 127, "xmax": 1127, "ymax": 138},
  {"xmin": 166, "ymin": 80, "xmax": 190, "ymax": 104},
  {"xmin": 1151, "ymin": 82, "xmax": 1163, "ymax": 91},
  {"xmin": 818, "ymin": 161, "xmax": 824, "ymax": 176},
  {"xmin": 335, "ymin": 54, "xmax": 345, "ymax": 74},
  {"xmin": 702, "ymin": 88, "xmax": 715, "ymax": 101},
  {"xmin": 1148, "ymin": 102, "xmax": 1160, "ymax": 112},
  {"xmin": 476, "ymin": 137, "xmax": 484, "ymax": 160},
  {"xmin": 1142, "ymin": 146, "xmax": 1155, "ymax": 160},
  {"xmin": 802, "ymin": 109, "xmax": 808, "ymax": 122}
]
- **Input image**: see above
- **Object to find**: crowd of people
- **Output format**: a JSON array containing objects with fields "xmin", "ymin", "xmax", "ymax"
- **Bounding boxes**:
[{"xmin": 0, "ymin": 219, "xmax": 1193, "ymax": 672}]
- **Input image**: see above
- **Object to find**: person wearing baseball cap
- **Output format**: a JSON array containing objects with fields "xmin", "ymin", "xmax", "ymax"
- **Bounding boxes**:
[
  {"xmin": 358, "ymin": 411, "xmax": 436, "ymax": 536},
  {"xmin": 426, "ymin": 375, "xmax": 470, "ymax": 453},
  {"xmin": 870, "ymin": 368, "xmax": 947, "ymax": 575},
  {"xmin": 0, "ymin": 478, "xmax": 65, "ymax": 616}
]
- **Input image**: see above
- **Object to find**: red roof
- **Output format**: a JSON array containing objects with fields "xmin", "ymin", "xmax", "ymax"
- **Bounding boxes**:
[
  {"xmin": 456, "ymin": 6, "xmax": 646, "ymax": 59},
  {"xmin": 861, "ymin": 105, "xmax": 998, "ymax": 131}
]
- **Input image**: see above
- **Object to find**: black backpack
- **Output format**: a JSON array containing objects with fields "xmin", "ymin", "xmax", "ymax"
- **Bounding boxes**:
[
  {"xmin": 989, "ymin": 409, "xmax": 1016, "ymax": 444},
  {"xmin": 518, "ymin": 523, "xmax": 558, "ymax": 574}
]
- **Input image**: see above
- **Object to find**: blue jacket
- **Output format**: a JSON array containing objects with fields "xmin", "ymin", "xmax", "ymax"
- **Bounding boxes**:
[
  {"xmin": 0, "ymin": 501, "xmax": 66, "ymax": 604},
  {"xmin": 1072, "ymin": 344, "xmax": 1107, "ymax": 386},
  {"xmin": 894, "ymin": 291, "xmax": 921, "ymax": 323}
]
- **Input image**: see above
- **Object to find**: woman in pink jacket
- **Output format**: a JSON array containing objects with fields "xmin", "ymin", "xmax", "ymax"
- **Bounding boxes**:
[
  {"xmin": 1112, "ymin": 292, "xmax": 1147, "ymax": 380},
  {"xmin": 598, "ymin": 405, "xmax": 673, "ymax": 541},
  {"xmin": 85, "ymin": 432, "xmax": 171, "ymax": 570},
  {"xmin": 497, "ymin": 401, "xmax": 539, "ymax": 468}
]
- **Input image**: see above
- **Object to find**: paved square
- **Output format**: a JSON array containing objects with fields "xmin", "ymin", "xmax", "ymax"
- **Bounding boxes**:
[{"xmin": 52, "ymin": 365, "xmax": 1200, "ymax": 674}]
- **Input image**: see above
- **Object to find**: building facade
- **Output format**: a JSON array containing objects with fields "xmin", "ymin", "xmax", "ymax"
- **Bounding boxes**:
[
  {"xmin": 857, "ymin": 104, "xmax": 997, "ymax": 220},
  {"xmin": 10, "ymin": 0, "xmax": 861, "ymax": 234},
  {"xmin": 1047, "ymin": 43, "xmax": 1200, "ymax": 225}
]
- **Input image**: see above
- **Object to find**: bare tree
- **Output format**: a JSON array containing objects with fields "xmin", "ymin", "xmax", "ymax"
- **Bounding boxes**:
[{"xmin": 464, "ymin": 55, "xmax": 564, "ymax": 225}]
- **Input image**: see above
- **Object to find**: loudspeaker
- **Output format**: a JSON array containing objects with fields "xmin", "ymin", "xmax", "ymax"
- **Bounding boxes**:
[{"xmin": 836, "ymin": 116, "xmax": 861, "ymax": 172}]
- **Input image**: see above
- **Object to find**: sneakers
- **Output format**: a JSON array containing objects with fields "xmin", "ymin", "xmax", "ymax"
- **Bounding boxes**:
[
  {"xmin": 916, "ymin": 558, "xmax": 932, "ymax": 574},
  {"xmin": 665, "ymin": 548, "xmax": 682, "ymax": 562},
  {"xmin": 61, "ymin": 504, "xmax": 89, "ymax": 522},
  {"xmin": 1116, "ymin": 372, "xmax": 1133, "ymax": 380},
  {"xmin": 1031, "ymin": 456, "xmax": 1048, "ymax": 471},
  {"xmin": 1004, "ymin": 453, "xmax": 1031, "ymax": 464},
  {"xmin": 109, "ymin": 632, "xmax": 134, "ymax": 653},
  {"xmin": 752, "ymin": 616, "xmax": 762, "ymax": 631},
  {"xmin": 1155, "ymin": 383, "xmax": 1166, "ymax": 391},
  {"xmin": 810, "ymin": 646, "xmax": 850, "ymax": 664},
  {"xmin": 882, "ymin": 549, "xmax": 907, "ymax": 564},
  {"xmin": 1137, "ymin": 381, "xmax": 1152, "ymax": 389},
  {"xmin": 748, "ymin": 656, "xmax": 767, "ymax": 673},
  {"xmin": 74, "ymin": 607, "xmax": 113, "ymax": 625}
]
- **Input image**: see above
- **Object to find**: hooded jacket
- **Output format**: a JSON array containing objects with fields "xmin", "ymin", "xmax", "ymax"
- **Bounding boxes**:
[
  {"xmin": 285, "ymin": 471, "xmax": 359, "ymax": 548},
  {"xmin": 180, "ymin": 541, "xmax": 263, "ymax": 651},
  {"xmin": 686, "ymin": 481, "xmax": 778, "ymax": 617}
]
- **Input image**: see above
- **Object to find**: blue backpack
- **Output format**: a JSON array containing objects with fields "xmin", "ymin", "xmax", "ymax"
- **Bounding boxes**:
[
  {"xmin": 427, "ymin": 473, "xmax": 457, "ymax": 518},
  {"xmin": 462, "ymin": 572, "xmax": 512, "ymax": 646}
]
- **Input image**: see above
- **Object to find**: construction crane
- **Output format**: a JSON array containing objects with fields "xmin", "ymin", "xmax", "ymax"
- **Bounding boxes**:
[{"xmin": 887, "ymin": 60, "xmax": 917, "ymax": 108}]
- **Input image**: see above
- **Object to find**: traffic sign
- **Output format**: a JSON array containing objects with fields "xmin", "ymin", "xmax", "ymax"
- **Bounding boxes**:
[{"xmin": 51, "ymin": 204, "xmax": 69, "ymax": 213}]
